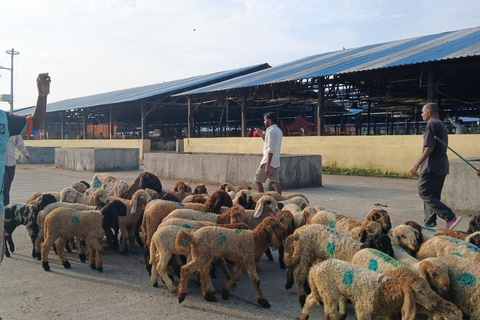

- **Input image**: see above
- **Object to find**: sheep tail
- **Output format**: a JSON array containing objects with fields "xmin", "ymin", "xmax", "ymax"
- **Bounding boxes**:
[
  {"xmin": 175, "ymin": 231, "xmax": 194, "ymax": 255},
  {"xmin": 283, "ymin": 234, "xmax": 299, "ymax": 267}
]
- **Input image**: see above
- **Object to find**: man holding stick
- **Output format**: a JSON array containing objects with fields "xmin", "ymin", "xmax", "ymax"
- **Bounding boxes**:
[{"xmin": 410, "ymin": 102, "xmax": 462, "ymax": 230}]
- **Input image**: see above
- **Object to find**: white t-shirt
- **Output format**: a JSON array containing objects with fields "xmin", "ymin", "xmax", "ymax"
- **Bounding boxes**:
[
  {"xmin": 260, "ymin": 124, "xmax": 283, "ymax": 168},
  {"xmin": 6, "ymin": 135, "xmax": 29, "ymax": 167}
]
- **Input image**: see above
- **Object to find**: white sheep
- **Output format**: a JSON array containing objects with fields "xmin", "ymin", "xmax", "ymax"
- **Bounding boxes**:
[
  {"xmin": 416, "ymin": 235, "xmax": 480, "ymax": 263},
  {"xmin": 299, "ymin": 259, "xmax": 439, "ymax": 320},
  {"xmin": 60, "ymin": 187, "xmax": 109, "ymax": 207}
]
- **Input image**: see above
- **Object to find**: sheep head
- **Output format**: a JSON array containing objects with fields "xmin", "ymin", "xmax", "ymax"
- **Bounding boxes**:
[
  {"xmin": 467, "ymin": 215, "xmax": 480, "ymax": 234},
  {"xmin": 193, "ymin": 184, "xmax": 207, "ymax": 195},
  {"xmin": 358, "ymin": 221, "xmax": 383, "ymax": 243},
  {"xmin": 228, "ymin": 205, "xmax": 248, "ymax": 225},
  {"xmin": 360, "ymin": 232, "xmax": 394, "ymax": 257},
  {"xmin": 219, "ymin": 182, "xmax": 235, "ymax": 192},
  {"xmin": 60, "ymin": 187, "xmax": 83, "ymax": 203},
  {"xmin": 204, "ymin": 189, "xmax": 232, "ymax": 213},
  {"xmin": 173, "ymin": 181, "xmax": 191, "ymax": 193},
  {"xmin": 253, "ymin": 195, "xmax": 279, "ymax": 218},
  {"xmin": 404, "ymin": 220, "xmax": 424, "ymax": 245},
  {"xmin": 131, "ymin": 189, "xmax": 151, "ymax": 214},
  {"xmin": 365, "ymin": 208, "xmax": 392, "ymax": 233},
  {"xmin": 92, "ymin": 189, "xmax": 110, "ymax": 208},
  {"xmin": 417, "ymin": 258, "xmax": 450, "ymax": 298},
  {"xmin": 37, "ymin": 193, "xmax": 57, "ymax": 210},
  {"xmin": 71, "ymin": 182, "xmax": 88, "ymax": 194},
  {"xmin": 276, "ymin": 210, "xmax": 296, "ymax": 236},
  {"xmin": 391, "ymin": 225, "xmax": 419, "ymax": 252}
]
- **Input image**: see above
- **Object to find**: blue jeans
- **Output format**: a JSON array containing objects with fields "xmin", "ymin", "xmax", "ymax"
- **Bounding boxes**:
[{"xmin": 418, "ymin": 173, "xmax": 454, "ymax": 227}]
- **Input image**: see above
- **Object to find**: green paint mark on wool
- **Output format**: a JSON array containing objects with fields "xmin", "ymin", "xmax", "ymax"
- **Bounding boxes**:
[
  {"xmin": 181, "ymin": 239, "xmax": 189, "ymax": 248},
  {"xmin": 71, "ymin": 217, "xmax": 80, "ymax": 226},
  {"xmin": 93, "ymin": 178, "xmax": 100, "ymax": 189},
  {"xmin": 200, "ymin": 211, "xmax": 212, "ymax": 216},
  {"xmin": 343, "ymin": 270, "xmax": 354, "ymax": 288},
  {"xmin": 182, "ymin": 224, "xmax": 192, "ymax": 229},
  {"xmin": 329, "ymin": 221, "xmax": 336, "ymax": 229},
  {"xmin": 370, "ymin": 249, "xmax": 403, "ymax": 267},
  {"xmin": 454, "ymin": 252, "xmax": 463, "ymax": 257},
  {"xmin": 218, "ymin": 233, "xmax": 227, "ymax": 245},
  {"xmin": 368, "ymin": 259, "xmax": 379, "ymax": 271},
  {"xmin": 326, "ymin": 242, "xmax": 335, "ymax": 257},
  {"xmin": 234, "ymin": 229, "xmax": 246, "ymax": 234},
  {"xmin": 455, "ymin": 273, "xmax": 477, "ymax": 287}
]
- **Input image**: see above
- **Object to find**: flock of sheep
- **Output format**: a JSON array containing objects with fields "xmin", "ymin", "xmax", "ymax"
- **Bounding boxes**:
[{"xmin": 3, "ymin": 171, "xmax": 480, "ymax": 320}]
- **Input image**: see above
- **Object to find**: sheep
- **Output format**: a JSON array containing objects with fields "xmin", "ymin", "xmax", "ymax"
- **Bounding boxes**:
[
  {"xmin": 232, "ymin": 189, "xmax": 256, "ymax": 210},
  {"xmin": 193, "ymin": 184, "xmax": 207, "ymax": 195},
  {"xmin": 59, "ymin": 187, "xmax": 109, "ymax": 208},
  {"xmin": 278, "ymin": 196, "xmax": 309, "ymax": 210},
  {"xmin": 360, "ymin": 232, "xmax": 395, "ymax": 257},
  {"xmin": 417, "ymin": 235, "xmax": 480, "ymax": 263},
  {"xmin": 26, "ymin": 191, "xmax": 60, "ymax": 205},
  {"xmin": 273, "ymin": 210, "xmax": 297, "ymax": 269},
  {"xmin": 467, "ymin": 215, "xmax": 480, "ymax": 234},
  {"xmin": 432, "ymin": 255, "xmax": 480, "ymax": 319},
  {"xmin": 70, "ymin": 180, "xmax": 90, "ymax": 194},
  {"xmin": 110, "ymin": 189, "xmax": 151, "ymax": 254},
  {"xmin": 405, "ymin": 220, "xmax": 425, "ymax": 247},
  {"xmin": 284, "ymin": 224, "xmax": 394, "ymax": 306},
  {"xmin": 350, "ymin": 220, "xmax": 384, "ymax": 242},
  {"xmin": 99, "ymin": 200, "xmax": 128, "ymax": 249},
  {"xmin": 41, "ymin": 207, "xmax": 108, "ymax": 272},
  {"xmin": 352, "ymin": 247, "xmax": 451, "ymax": 298},
  {"xmin": 181, "ymin": 194, "xmax": 208, "ymax": 204},
  {"xmin": 3, "ymin": 194, "xmax": 57, "ymax": 259},
  {"xmin": 465, "ymin": 231, "xmax": 480, "ymax": 248},
  {"xmin": 307, "ymin": 208, "xmax": 392, "ymax": 237},
  {"xmin": 244, "ymin": 195, "xmax": 281, "ymax": 229},
  {"xmin": 123, "ymin": 172, "xmax": 163, "ymax": 199},
  {"xmin": 173, "ymin": 181, "xmax": 192, "ymax": 194},
  {"xmin": 175, "ymin": 216, "xmax": 287, "ymax": 308},
  {"xmin": 163, "ymin": 205, "xmax": 247, "ymax": 225},
  {"xmin": 390, "ymin": 224, "xmax": 420, "ymax": 254},
  {"xmin": 149, "ymin": 222, "xmax": 250, "ymax": 293},
  {"xmin": 35, "ymin": 202, "xmax": 98, "ymax": 260},
  {"xmin": 299, "ymin": 259, "xmax": 439, "ymax": 320}
]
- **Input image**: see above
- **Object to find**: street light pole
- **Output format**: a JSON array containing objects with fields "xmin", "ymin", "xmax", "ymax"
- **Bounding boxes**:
[{"xmin": 6, "ymin": 48, "xmax": 20, "ymax": 113}]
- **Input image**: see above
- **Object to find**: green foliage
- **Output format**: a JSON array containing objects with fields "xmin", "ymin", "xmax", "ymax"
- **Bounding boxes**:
[{"xmin": 323, "ymin": 162, "xmax": 415, "ymax": 179}]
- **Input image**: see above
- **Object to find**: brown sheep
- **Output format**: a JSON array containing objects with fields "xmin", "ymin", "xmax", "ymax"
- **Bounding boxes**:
[
  {"xmin": 175, "ymin": 216, "xmax": 287, "ymax": 308},
  {"xmin": 193, "ymin": 184, "xmax": 207, "ymax": 194},
  {"xmin": 173, "ymin": 181, "xmax": 192, "ymax": 194}
]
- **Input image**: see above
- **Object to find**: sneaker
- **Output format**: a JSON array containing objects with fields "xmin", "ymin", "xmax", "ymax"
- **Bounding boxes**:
[{"xmin": 446, "ymin": 214, "xmax": 462, "ymax": 230}]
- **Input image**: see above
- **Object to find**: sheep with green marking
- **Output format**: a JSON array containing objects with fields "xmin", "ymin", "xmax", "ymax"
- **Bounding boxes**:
[
  {"xmin": 416, "ymin": 235, "xmax": 480, "ymax": 263},
  {"xmin": 149, "ymin": 221, "xmax": 249, "ymax": 294},
  {"xmin": 175, "ymin": 216, "xmax": 287, "ymax": 308},
  {"xmin": 299, "ymin": 259, "xmax": 440, "ymax": 320},
  {"xmin": 284, "ymin": 223, "xmax": 394, "ymax": 306},
  {"xmin": 432, "ymin": 255, "xmax": 480, "ymax": 319}
]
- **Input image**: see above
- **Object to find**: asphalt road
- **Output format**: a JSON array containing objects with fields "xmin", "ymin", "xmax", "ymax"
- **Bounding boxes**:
[{"xmin": 0, "ymin": 164, "xmax": 472, "ymax": 320}]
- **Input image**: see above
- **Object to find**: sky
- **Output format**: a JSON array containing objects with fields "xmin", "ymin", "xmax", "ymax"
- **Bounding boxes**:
[{"xmin": 1, "ymin": 0, "xmax": 479, "ymax": 111}]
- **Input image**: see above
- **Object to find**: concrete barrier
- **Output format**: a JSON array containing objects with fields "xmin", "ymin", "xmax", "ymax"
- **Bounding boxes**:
[
  {"xmin": 55, "ymin": 148, "xmax": 139, "ymax": 172},
  {"xmin": 144, "ymin": 152, "xmax": 322, "ymax": 189},
  {"xmin": 442, "ymin": 158, "xmax": 480, "ymax": 216},
  {"xmin": 16, "ymin": 147, "xmax": 55, "ymax": 164}
]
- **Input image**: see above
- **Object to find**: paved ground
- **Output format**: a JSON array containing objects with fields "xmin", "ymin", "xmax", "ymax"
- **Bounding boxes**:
[{"xmin": 0, "ymin": 164, "xmax": 472, "ymax": 320}]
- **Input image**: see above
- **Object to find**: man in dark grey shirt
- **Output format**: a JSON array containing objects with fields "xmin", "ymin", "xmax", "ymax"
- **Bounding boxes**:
[{"xmin": 410, "ymin": 102, "xmax": 461, "ymax": 230}]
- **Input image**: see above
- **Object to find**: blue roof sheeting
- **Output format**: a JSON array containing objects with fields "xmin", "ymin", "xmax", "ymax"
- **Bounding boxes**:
[
  {"xmin": 13, "ymin": 63, "xmax": 270, "ymax": 116},
  {"xmin": 176, "ymin": 26, "xmax": 480, "ymax": 96}
]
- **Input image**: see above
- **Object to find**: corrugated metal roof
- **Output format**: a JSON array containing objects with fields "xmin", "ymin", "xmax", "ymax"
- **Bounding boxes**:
[
  {"xmin": 176, "ymin": 26, "xmax": 480, "ymax": 96},
  {"xmin": 13, "ymin": 63, "xmax": 270, "ymax": 116}
]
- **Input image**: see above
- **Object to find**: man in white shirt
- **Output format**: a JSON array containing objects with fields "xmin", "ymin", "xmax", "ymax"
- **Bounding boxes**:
[
  {"xmin": 254, "ymin": 112, "xmax": 283, "ymax": 194},
  {"xmin": 3, "ymin": 135, "xmax": 31, "ymax": 205}
]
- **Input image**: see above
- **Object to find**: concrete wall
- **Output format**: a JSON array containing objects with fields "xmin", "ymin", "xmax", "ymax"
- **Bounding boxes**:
[
  {"xmin": 144, "ymin": 153, "xmax": 322, "ymax": 189},
  {"xmin": 184, "ymin": 135, "xmax": 480, "ymax": 173},
  {"xmin": 442, "ymin": 159, "xmax": 480, "ymax": 216},
  {"xmin": 55, "ymin": 148, "xmax": 139, "ymax": 172},
  {"xmin": 15, "ymin": 147, "xmax": 55, "ymax": 164},
  {"xmin": 24, "ymin": 139, "xmax": 150, "ymax": 160}
]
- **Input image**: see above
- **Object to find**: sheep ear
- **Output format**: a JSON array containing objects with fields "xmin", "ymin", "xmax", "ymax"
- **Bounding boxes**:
[
  {"xmin": 254, "ymin": 202, "xmax": 265, "ymax": 218},
  {"xmin": 131, "ymin": 196, "xmax": 138, "ymax": 214},
  {"xmin": 359, "ymin": 230, "xmax": 368, "ymax": 243},
  {"xmin": 391, "ymin": 231, "xmax": 400, "ymax": 245},
  {"xmin": 401, "ymin": 288, "xmax": 416, "ymax": 320}
]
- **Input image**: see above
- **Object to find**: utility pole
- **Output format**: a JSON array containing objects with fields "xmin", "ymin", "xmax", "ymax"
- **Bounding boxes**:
[{"xmin": 6, "ymin": 48, "xmax": 20, "ymax": 113}]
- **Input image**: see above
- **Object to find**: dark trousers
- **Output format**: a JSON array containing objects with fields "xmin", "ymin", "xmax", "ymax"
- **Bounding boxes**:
[
  {"xmin": 3, "ymin": 165, "xmax": 16, "ymax": 206},
  {"xmin": 418, "ymin": 173, "xmax": 454, "ymax": 227}
]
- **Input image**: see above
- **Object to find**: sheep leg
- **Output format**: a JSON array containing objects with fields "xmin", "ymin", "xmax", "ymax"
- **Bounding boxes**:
[
  {"xmin": 6, "ymin": 235, "xmax": 14, "ymax": 253},
  {"xmin": 4, "ymin": 236, "xmax": 11, "ymax": 257},
  {"xmin": 217, "ymin": 258, "xmax": 231, "ymax": 281},
  {"xmin": 87, "ymin": 244, "xmax": 96, "ymax": 269},
  {"xmin": 41, "ymin": 234, "xmax": 57, "ymax": 271},
  {"xmin": 244, "ymin": 263, "xmax": 270, "ymax": 309},
  {"xmin": 78, "ymin": 238, "xmax": 87, "ymax": 263},
  {"xmin": 198, "ymin": 264, "xmax": 217, "ymax": 302},
  {"xmin": 119, "ymin": 225, "xmax": 128, "ymax": 254},
  {"xmin": 128, "ymin": 226, "xmax": 137, "ymax": 254},
  {"xmin": 178, "ymin": 255, "xmax": 209, "ymax": 304},
  {"xmin": 28, "ymin": 232, "xmax": 38, "ymax": 259},
  {"xmin": 135, "ymin": 214, "xmax": 144, "ymax": 247},
  {"xmin": 87, "ymin": 237, "xmax": 104, "ymax": 272},
  {"xmin": 264, "ymin": 247, "xmax": 274, "ymax": 261},
  {"xmin": 149, "ymin": 241, "xmax": 159, "ymax": 287},
  {"xmin": 300, "ymin": 285, "xmax": 321, "ymax": 320},
  {"xmin": 56, "ymin": 237, "xmax": 71, "ymax": 269},
  {"xmin": 221, "ymin": 263, "xmax": 243, "ymax": 300},
  {"xmin": 156, "ymin": 252, "xmax": 177, "ymax": 294},
  {"xmin": 295, "ymin": 261, "xmax": 312, "ymax": 307},
  {"xmin": 278, "ymin": 243, "xmax": 285, "ymax": 269},
  {"xmin": 34, "ymin": 233, "xmax": 43, "ymax": 260}
]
